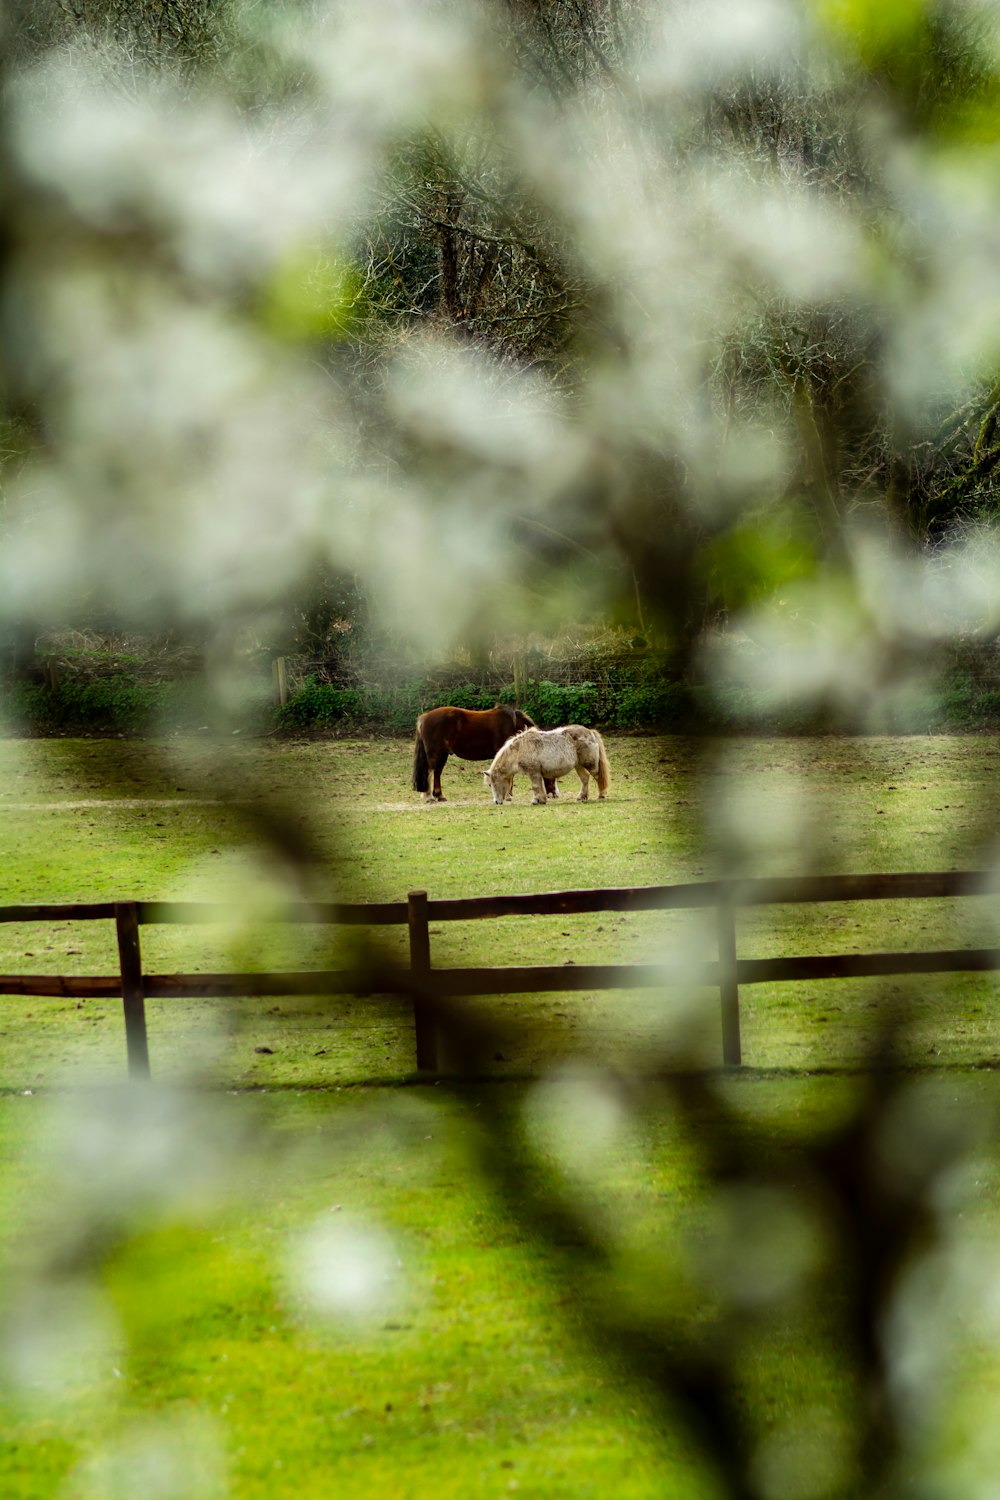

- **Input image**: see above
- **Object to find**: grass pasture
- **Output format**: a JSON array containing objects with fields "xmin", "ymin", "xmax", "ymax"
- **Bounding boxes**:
[
  {"xmin": 4, "ymin": 734, "xmax": 1000, "ymax": 1497},
  {"xmin": 2, "ymin": 734, "xmax": 1000, "ymax": 1085}
]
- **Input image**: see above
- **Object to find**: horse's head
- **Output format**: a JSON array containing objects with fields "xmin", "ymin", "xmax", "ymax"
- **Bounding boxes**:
[
  {"xmin": 483, "ymin": 769, "xmax": 511, "ymax": 806},
  {"xmin": 513, "ymin": 709, "xmax": 535, "ymax": 733}
]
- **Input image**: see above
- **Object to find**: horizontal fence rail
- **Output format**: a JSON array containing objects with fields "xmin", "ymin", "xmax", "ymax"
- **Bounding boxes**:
[{"xmin": 1, "ymin": 872, "xmax": 1000, "ymax": 1078}]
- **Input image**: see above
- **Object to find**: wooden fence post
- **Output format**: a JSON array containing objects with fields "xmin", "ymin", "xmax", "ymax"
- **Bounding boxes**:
[
  {"xmin": 115, "ymin": 902, "xmax": 150, "ymax": 1079},
  {"xmin": 513, "ymin": 652, "xmax": 526, "ymax": 707},
  {"xmin": 272, "ymin": 657, "xmax": 289, "ymax": 708},
  {"xmin": 716, "ymin": 898, "xmax": 742, "ymax": 1067},
  {"xmin": 407, "ymin": 889, "xmax": 437, "ymax": 1071}
]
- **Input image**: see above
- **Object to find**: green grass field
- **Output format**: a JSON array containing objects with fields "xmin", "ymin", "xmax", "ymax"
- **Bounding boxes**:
[
  {"xmin": 2, "ymin": 733, "xmax": 1000, "ymax": 1085},
  {"xmin": 4, "ymin": 734, "xmax": 1000, "ymax": 1498}
]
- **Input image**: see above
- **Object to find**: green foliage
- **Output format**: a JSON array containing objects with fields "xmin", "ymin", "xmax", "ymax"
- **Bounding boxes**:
[
  {"xmin": 523, "ymin": 679, "xmax": 598, "ymax": 726},
  {"xmin": 18, "ymin": 663, "xmax": 1000, "ymax": 738},
  {"xmin": 277, "ymin": 678, "xmax": 519, "ymax": 734},
  {"xmin": 816, "ymin": 0, "xmax": 1000, "ymax": 143},
  {"xmin": 257, "ymin": 245, "xmax": 369, "ymax": 344},
  {"xmin": 701, "ymin": 511, "xmax": 820, "ymax": 614},
  {"xmin": 0, "ymin": 678, "xmax": 273, "ymax": 735},
  {"xmin": 609, "ymin": 680, "xmax": 699, "ymax": 731},
  {"xmin": 436, "ymin": 683, "xmax": 500, "ymax": 712},
  {"xmin": 275, "ymin": 680, "xmax": 367, "ymax": 730},
  {"xmin": 931, "ymin": 680, "xmax": 1000, "ymax": 731},
  {"xmin": 5, "ymin": 680, "xmax": 181, "ymax": 734},
  {"xmin": 275, "ymin": 678, "xmax": 497, "ymax": 734}
]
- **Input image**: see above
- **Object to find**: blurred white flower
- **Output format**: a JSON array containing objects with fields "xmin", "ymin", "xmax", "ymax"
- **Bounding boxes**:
[
  {"xmin": 287, "ymin": 1216, "xmax": 400, "ymax": 1324},
  {"xmin": 643, "ymin": 0, "xmax": 803, "ymax": 94},
  {"xmin": 886, "ymin": 145, "xmax": 1000, "ymax": 413},
  {"xmin": 10, "ymin": 55, "xmax": 365, "ymax": 287},
  {"xmin": 705, "ymin": 754, "xmax": 814, "ymax": 871},
  {"xmin": 750, "ymin": 1407, "xmax": 853, "ymax": 1500},
  {"xmin": 707, "ymin": 174, "xmax": 864, "ymax": 302},
  {"xmin": 68, "ymin": 1412, "xmax": 226, "ymax": 1500},
  {"xmin": 523, "ymin": 1065, "xmax": 629, "ymax": 1178},
  {"xmin": 705, "ymin": 576, "xmax": 882, "ymax": 716},
  {"xmin": 304, "ymin": 0, "xmax": 492, "ymax": 134},
  {"xmin": 0, "ymin": 278, "xmax": 330, "ymax": 623},
  {"xmin": 43, "ymin": 1087, "xmax": 256, "ymax": 1230},
  {"xmin": 2, "ymin": 1279, "xmax": 121, "ymax": 1409},
  {"xmin": 387, "ymin": 339, "xmax": 571, "ymax": 473},
  {"xmin": 698, "ymin": 1182, "xmax": 822, "ymax": 1308}
]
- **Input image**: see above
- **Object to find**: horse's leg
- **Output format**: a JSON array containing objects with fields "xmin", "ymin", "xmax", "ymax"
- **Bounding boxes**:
[
  {"xmin": 575, "ymin": 766, "xmax": 590, "ymax": 801},
  {"xmin": 544, "ymin": 777, "xmax": 559, "ymax": 798},
  {"xmin": 433, "ymin": 750, "xmax": 449, "ymax": 801},
  {"xmin": 528, "ymin": 771, "xmax": 548, "ymax": 804}
]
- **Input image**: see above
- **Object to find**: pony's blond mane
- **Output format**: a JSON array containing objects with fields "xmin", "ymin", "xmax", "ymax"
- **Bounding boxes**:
[{"xmin": 491, "ymin": 729, "xmax": 530, "ymax": 775}]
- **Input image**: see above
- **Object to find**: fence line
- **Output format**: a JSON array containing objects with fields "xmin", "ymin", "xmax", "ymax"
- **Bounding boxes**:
[{"xmin": 2, "ymin": 871, "xmax": 1000, "ymax": 1079}]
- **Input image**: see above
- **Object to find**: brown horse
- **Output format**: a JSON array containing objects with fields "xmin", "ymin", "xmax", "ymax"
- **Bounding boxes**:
[{"xmin": 412, "ymin": 705, "xmax": 557, "ymax": 802}]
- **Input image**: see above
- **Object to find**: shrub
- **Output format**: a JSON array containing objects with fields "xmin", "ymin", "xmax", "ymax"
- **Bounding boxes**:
[
  {"xmin": 1, "ymin": 680, "xmax": 213, "ymax": 734},
  {"xmin": 610, "ymin": 681, "xmax": 698, "ymax": 730},
  {"xmin": 20, "ymin": 657, "xmax": 1000, "ymax": 738},
  {"xmin": 524, "ymin": 680, "xmax": 598, "ymax": 726},
  {"xmin": 932, "ymin": 679, "xmax": 994, "ymax": 731},
  {"xmin": 968, "ymin": 687, "xmax": 1000, "ymax": 725},
  {"xmin": 275, "ymin": 680, "xmax": 366, "ymax": 730},
  {"xmin": 436, "ymin": 684, "xmax": 499, "ymax": 712}
]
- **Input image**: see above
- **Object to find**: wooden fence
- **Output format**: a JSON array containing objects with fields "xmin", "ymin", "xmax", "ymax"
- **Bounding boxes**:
[{"xmin": 3, "ymin": 871, "xmax": 1000, "ymax": 1079}]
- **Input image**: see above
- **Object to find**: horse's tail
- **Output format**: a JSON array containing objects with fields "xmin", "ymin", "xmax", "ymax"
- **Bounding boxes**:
[
  {"xmin": 412, "ymin": 732, "xmax": 429, "ymax": 793},
  {"xmin": 594, "ymin": 731, "xmax": 611, "ymax": 796}
]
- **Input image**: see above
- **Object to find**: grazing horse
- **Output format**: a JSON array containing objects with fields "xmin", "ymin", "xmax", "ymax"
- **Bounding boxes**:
[
  {"xmin": 412, "ymin": 705, "xmax": 558, "ymax": 802},
  {"xmin": 483, "ymin": 724, "xmax": 611, "ymax": 805}
]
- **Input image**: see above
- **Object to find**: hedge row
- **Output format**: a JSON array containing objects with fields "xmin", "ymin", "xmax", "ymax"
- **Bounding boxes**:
[
  {"xmin": 273, "ymin": 672, "xmax": 1000, "ymax": 735},
  {"xmin": 7, "ymin": 668, "xmax": 1000, "ymax": 736},
  {"xmin": 0, "ymin": 674, "xmax": 703, "ymax": 734},
  {"xmin": 273, "ymin": 677, "xmax": 692, "ymax": 733},
  {"xmin": 0, "ymin": 679, "xmax": 254, "ymax": 735}
]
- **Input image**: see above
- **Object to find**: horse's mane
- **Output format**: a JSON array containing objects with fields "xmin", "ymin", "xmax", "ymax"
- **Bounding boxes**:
[
  {"xmin": 500, "ymin": 704, "xmax": 533, "ymax": 733},
  {"xmin": 492, "ymin": 727, "xmax": 532, "ymax": 772}
]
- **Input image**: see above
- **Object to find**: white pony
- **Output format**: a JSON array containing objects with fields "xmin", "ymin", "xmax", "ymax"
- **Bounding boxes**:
[{"xmin": 483, "ymin": 725, "xmax": 611, "ymax": 805}]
